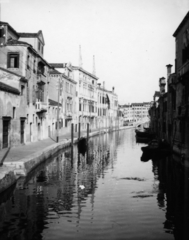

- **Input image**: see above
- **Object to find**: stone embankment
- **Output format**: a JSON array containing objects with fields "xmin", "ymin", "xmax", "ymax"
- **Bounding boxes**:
[{"xmin": 0, "ymin": 126, "xmax": 134, "ymax": 194}]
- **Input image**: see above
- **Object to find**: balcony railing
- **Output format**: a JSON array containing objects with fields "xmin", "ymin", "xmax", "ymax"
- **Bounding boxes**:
[
  {"xmin": 36, "ymin": 101, "xmax": 47, "ymax": 112},
  {"xmin": 178, "ymin": 60, "xmax": 189, "ymax": 78},
  {"xmin": 37, "ymin": 73, "xmax": 46, "ymax": 84},
  {"xmin": 65, "ymin": 111, "xmax": 73, "ymax": 118}
]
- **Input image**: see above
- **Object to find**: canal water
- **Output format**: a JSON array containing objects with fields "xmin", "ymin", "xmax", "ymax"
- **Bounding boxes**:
[{"xmin": 0, "ymin": 128, "xmax": 189, "ymax": 240}]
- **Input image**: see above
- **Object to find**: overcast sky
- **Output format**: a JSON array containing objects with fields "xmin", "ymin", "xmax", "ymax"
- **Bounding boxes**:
[{"xmin": 1, "ymin": 0, "xmax": 188, "ymax": 103}]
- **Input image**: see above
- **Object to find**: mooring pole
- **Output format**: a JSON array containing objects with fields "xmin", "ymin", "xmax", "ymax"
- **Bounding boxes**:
[
  {"xmin": 87, "ymin": 123, "xmax": 89, "ymax": 145},
  {"xmin": 78, "ymin": 122, "xmax": 81, "ymax": 140},
  {"xmin": 71, "ymin": 123, "xmax": 74, "ymax": 146}
]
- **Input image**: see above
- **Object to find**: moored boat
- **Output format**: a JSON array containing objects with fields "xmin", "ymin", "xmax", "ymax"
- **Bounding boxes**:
[{"xmin": 141, "ymin": 139, "xmax": 172, "ymax": 156}]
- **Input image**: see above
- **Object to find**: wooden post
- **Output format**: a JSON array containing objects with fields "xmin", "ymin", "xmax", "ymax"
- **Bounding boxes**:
[
  {"xmin": 87, "ymin": 123, "xmax": 89, "ymax": 144},
  {"xmin": 78, "ymin": 122, "xmax": 81, "ymax": 139},
  {"xmin": 71, "ymin": 123, "xmax": 74, "ymax": 146}
]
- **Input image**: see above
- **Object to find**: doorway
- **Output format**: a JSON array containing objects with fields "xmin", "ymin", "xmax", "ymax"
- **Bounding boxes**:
[
  {"xmin": 3, "ymin": 118, "xmax": 10, "ymax": 148},
  {"xmin": 20, "ymin": 119, "xmax": 25, "ymax": 144}
]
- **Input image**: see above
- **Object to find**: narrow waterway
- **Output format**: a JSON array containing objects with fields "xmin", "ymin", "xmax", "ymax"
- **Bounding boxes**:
[{"xmin": 0, "ymin": 128, "xmax": 189, "ymax": 240}]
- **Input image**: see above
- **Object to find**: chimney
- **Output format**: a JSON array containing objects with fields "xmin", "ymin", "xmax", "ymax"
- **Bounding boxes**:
[
  {"xmin": 98, "ymin": 83, "xmax": 101, "ymax": 87},
  {"xmin": 112, "ymin": 87, "xmax": 115, "ymax": 93},
  {"xmin": 103, "ymin": 81, "xmax": 105, "ymax": 89},
  {"xmin": 159, "ymin": 77, "xmax": 166, "ymax": 95},
  {"xmin": 166, "ymin": 64, "xmax": 173, "ymax": 79}
]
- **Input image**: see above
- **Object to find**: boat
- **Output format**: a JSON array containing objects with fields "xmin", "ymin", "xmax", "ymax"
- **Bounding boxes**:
[
  {"xmin": 141, "ymin": 139, "xmax": 172, "ymax": 156},
  {"xmin": 135, "ymin": 129, "xmax": 156, "ymax": 139},
  {"xmin": 136, "ymin": 135, "xmax": 151, "ymax": 144}
]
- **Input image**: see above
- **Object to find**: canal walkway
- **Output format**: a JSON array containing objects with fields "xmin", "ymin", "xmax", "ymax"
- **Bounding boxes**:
[{"xmin": 0, "ymin": 126, "xmax": 134, "ymax": 194}]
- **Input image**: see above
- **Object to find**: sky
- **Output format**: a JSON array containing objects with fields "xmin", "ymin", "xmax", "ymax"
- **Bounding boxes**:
[{"xmin": 0, "ymin": 0, "xmax": 189, "ymax": 104}]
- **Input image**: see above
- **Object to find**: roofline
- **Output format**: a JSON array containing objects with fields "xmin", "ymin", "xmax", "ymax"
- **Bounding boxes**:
[
  {"xmin": 62, "ymin": 73, "xmax": 77, "ymax": 84},
  {"xmin": 0, "ymin": 82, "xmax": 20, "ymax": 95},
  {"xmin": 49, "ymin": 99, "xmax": 62, "ymax": 107},
  {"xmin": 18, "ymin": 30, "xmax": 45, "ymax": 45},
  {"xmin": 97, "ymin": 86, "xmax": 117, "ymax": 95},
  {"xmin": 0, "ymin": 66, "xmax": 27, "ymax": 81},
  {"xmin": 72, "ymin": 66, "xmax": 98, "ymax": 80},
  {"xmin": 0, "ymin": 21, "xmax": 19, "ymax": 37},
  {"xmin": 173, "ymin": 11, "xmax": 189, "ymax": 37},
  {"xmin": 49, "ymin": 71, "xmax": 77, "ymax": 84}
]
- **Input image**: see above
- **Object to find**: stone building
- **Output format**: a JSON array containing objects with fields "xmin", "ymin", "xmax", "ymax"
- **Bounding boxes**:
[
  {"xmin": 120, "ymin": 102, "xmax": 151, "ymax": 124},
  {"xmin": 48, "ymin": 64, "xmax": 77, "ymax": 137},
  {"xmin": 172, "ymin": 11, "xmax": 189, "ymax": 157},
  {"xmin": 72, "ymin": 65, "xmax": 98, "ymax": 131},
  {"xmin": 0, "ymin": 67, "xmax": 27, "ymax": 149},
  {"xmin": 149, "ymin": 11, "xmax": 189, "ymax": 159},
  {"xmin": 0, "ymin": 21, "xmax": 51, "ymax": 145}
]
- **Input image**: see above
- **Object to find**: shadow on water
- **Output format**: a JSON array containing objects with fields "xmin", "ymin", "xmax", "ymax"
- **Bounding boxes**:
[
  {"xmin": 0, "ymin": 130, "xmax": 189, "ymax": 240},
  {"xmin": 140, "ymin": 151, "xmax": 189, "ymax": 240}
]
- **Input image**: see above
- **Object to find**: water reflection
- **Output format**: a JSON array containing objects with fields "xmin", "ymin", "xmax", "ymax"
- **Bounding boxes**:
[{"xmin": 0, "ymin": 130, "xmax": 189, "ymax": 239}]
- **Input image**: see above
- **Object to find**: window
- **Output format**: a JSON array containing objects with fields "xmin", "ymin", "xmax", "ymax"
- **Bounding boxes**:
[
  {"xmin": 27, "ymin": 55, "xmax": 30, "ymax": 69},
  {"xmin": 7, "ymin": 53, "xmax": 19, "ymax": 68},
  {"xmin": 13, "ymin": 107, "xmax": 16, "ymax": 119},
  {"xmin": 38, "ymin": 41, "xmax": 41, "ymax": 51},
  {"xmin": 33, "ymin": 59, "xmax": 36, "ymax": 73},
  {"xmin": 21, "ymin": 85, "xmax": 25, "ymax": 96}
]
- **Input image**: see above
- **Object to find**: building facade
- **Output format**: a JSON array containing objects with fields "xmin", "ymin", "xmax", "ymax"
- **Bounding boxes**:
[
  {"xmin": 72, "ymin": 66, "xmax": 98, "ymax": 131},
  {"xmin": 149, "ymin": 11, "xmax": 189, "ymax": 160},
  {"xmin": 120, "ymin": 102, "xmax": 151, "ymax": 125},
  {"xmin": 0, "ymin": 21, "xmax": 51, "ymax": 147}
]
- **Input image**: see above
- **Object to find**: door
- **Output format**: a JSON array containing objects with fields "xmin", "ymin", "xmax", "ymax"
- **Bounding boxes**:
[
  {"xmin": 30, "ymin": 123, "xmax": 32, "ymax": 142},
  {"xmin": 38, "ymin": 123, "xmax": 41, "ymax": 140},
  {"xmin": 20, "ymin": 120, "xmax": 25, "ymax": 144},
  {"xmin": 3, "ymin": 120, "xmax": 9, "ymax": 148}
]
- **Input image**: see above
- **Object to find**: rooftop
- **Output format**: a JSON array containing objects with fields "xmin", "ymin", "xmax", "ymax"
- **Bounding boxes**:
[
  {"xmin": 49, "ymin": 99, "xmax": 62, "ymax": 107},
  {"xmin": 173, "ymin": 11, "xmax": 189, "ymax": 37},
  {"xmin": 0, "ymin": 21, "xmax": 19, "ymax": 37},
  {"xmin": 0, "ymin": 82, "xmax": 20, "ymax": 95},
  {"xmin": 72, "ymin": 66, "xmax": 98, "ymax": 80}
]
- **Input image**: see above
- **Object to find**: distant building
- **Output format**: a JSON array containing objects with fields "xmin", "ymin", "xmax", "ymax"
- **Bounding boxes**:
[
  {"xmin": 72, "ymin": 65, "xmax": 98, "ymax": 131},
  {"xmin": 97, "ymin": 83, "xmax": 119, "ymax": 130},
  {"xmin": 120, "ymin": 102, "xmax": 151, "ymax": 124},
  {"xmin": 49, "ymin": 64, "xmax": 77, "ymax": 136}
]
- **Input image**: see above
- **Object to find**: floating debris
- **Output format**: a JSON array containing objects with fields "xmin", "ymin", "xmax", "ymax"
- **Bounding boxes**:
[
  {"xmin": 132, "ymin": 194, "xmax": 154, "ymax": 198},
  {"xmin": 79, "ymin": 185, "xmax": 85, "ymax": 190},
  {"xmin": 119, "ymin": 177, "xmax": 146, "ymax": 181}
]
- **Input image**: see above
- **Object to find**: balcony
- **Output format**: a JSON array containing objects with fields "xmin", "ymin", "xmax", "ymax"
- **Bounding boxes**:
[
  {"xmin": 65, "ymin": 111, "xmax": 73, "ymax": 120},
  {"xmin": 36, "ymin": 101, "xmax": 47, "ymax": 113},
  {"xmin": 37, "ymin": 73, "xmax": 46, "ymax": 85},
  {"xmin": 178, "ymin": 60, "xmax": 189, "ymax": 78}
]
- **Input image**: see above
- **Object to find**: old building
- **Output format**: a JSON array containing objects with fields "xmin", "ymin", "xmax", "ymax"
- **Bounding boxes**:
[
  {"xmin": 172, "ymin": 11, "xmax": 189, "ymax": 157},
  {"xmin": 0, "ymin": 67, "xmax": 27, "ymax": 149},
  {"xmin": 120, "ymin": 102, "xmax": 151, "ymax": 125},
  {"xmin": 0, "ymin": 21, "xmax": 51, "ymax": 144},
  {"xmin": 149, "ymin": 11, "xmax": 189, "ymax": 159},
  {"xmin": 72, "ymin": 65, "xmax": 98, "ymax": 131},
  {"xmin": 49, "ymin": 64, "xmax": 77, "ymax": 137}
]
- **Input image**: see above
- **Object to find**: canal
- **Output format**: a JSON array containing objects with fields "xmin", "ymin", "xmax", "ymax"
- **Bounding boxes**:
[{"xmin": 0, "ymin": 128, "xmax": 189, "ymax": 240}]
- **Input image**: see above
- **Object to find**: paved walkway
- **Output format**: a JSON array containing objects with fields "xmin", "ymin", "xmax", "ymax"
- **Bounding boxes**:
[{"xmin": 0, "ymin": 129, "xmax": 90, "ymax": 164}]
